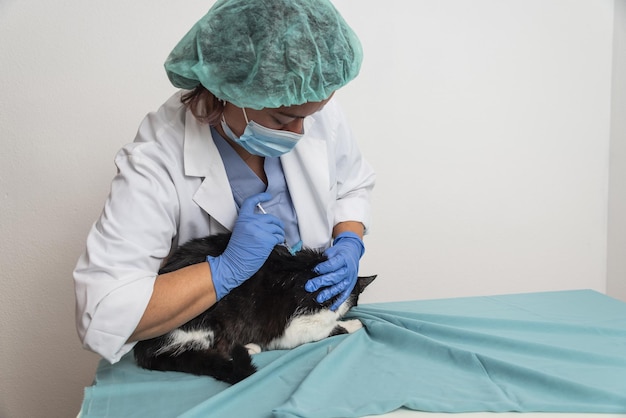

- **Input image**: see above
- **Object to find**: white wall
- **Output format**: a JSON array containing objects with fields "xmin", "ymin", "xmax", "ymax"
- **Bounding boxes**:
[
  {"xmin": 0, "ymin": 1, "xmax": 620, "ymax": 417},
  {"xmin": 337, "ymin": 0, "xmax": 617, "ymax": 303},
  {"xmin": 608, "ymin": 0, "xmax": 626, "ymax": 301}
]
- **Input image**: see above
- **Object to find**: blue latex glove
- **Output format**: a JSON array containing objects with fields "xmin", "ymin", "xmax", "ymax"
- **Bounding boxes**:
[
  {"xmin": 207, "ymin": 192, "xmax": 285, "ymax": 300},
  {"xmin": 305, "ymin": 231, "xmax": 365, "ymax": 311}
]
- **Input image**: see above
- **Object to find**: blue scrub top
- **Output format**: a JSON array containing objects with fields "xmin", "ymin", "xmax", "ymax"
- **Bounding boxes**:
[{"xmin": 211, "ymin": 126, "xmax": 302, "ymax": 249}]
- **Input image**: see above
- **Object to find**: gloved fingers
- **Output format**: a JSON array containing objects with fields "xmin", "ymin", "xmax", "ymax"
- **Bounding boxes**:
[
  {"xmin": 233, "ymin": 207, "xmax": 285, "ymax": 238},
  {"xmin": 305, "ymin": 268, "xmax": 347, "ymax": 292},
  {"xmin": 248, "ymin": 214, "xmax": 285, "ymax": 234},
  {"xmin": 256, "ymin": 225, "xmax": 286, "ymax": 247},
  {"xmin": 237, "ymin": 193, "xmax": 286, "ymax": 232},
  {"xmin": 240, "ymin": 192, "xmax": 273, "ymax": 215},
  {"xmin": 256, "ymin": 212, "xmax": 286, "ymax": 231},
  {"xmin": 313, "ymin": 253, "xmax": 346, "ymax": 275},
  {"xmin": 315, "ymin": 277, "xmax": 351, "ymax": 304}
]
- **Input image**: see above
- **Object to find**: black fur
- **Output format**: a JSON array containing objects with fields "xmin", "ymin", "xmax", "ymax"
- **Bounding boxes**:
[{"xmin": 134, "ymin": 233, "xmax": 375, "ymax": 384}]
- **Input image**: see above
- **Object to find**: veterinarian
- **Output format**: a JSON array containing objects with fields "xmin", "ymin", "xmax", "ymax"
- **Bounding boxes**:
[{"xmin": 74, "ymin": 0, "xmax": 375, "ymax": 364}]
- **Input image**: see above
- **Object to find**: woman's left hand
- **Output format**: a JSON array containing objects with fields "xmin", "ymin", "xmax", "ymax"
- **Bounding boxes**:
[{"xmin": 305, "ymin": 231, "xmax": 365, "ymax": 311}]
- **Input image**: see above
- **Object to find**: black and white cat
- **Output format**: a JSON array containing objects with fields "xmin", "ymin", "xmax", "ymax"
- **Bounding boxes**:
[{"xmin": 134, "ymin": 233, "xmax": 376, "ymax": 384}]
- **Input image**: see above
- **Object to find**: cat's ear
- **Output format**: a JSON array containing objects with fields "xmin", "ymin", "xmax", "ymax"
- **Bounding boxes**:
[{"xmin": 356, "ymin": 275, "xmax": 377, "ymax": 293}]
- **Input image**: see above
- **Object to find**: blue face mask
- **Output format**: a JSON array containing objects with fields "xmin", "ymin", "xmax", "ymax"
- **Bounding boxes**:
[{"xmin": 220, "ymin": 108, "xmax": 304, "ymax": 157}]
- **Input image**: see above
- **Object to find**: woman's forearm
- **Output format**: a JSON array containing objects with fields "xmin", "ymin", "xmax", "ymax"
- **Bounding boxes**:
[
  {"xmin": 332, "ymin": 220, "xmax": 364, "ymax": 239},
  {"xmin": 128, "ymin": 261, "xmax": 217, "ymax": 342}
]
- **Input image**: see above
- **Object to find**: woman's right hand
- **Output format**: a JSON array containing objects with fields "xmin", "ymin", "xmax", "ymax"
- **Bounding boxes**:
[{"xmin": 207, "ymin": 192, "xmax": 285, "ymax": 299}]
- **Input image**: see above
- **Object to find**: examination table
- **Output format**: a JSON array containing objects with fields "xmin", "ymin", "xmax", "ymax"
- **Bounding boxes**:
[{"xmin": 78, "ymin": 289, "xmax": 626, "ymax": 417}]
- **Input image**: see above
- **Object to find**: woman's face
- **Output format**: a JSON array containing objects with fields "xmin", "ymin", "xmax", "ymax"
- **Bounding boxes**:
[{"xmin": 222, "ymin": 94, "xmax": 334, "ymax": 137}]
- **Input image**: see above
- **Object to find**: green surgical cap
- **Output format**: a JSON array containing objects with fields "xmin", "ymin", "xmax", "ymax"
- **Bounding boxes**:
[{"xmin": 164, "ymin": 0, "xmax": 363, "ymax": 109}]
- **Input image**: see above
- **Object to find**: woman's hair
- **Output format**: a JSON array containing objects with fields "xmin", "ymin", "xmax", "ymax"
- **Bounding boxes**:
[{"xmin": 181, "ymin": 86, "xmax": 225, "ymax": 126}]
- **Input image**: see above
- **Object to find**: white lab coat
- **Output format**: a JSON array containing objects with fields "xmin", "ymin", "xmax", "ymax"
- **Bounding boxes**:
[{"xmin": 74, "ymin": 91, "xmax": 375, "ymax": 363}]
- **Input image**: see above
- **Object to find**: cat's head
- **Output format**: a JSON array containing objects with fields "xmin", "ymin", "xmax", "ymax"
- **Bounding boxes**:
[{"xmin": 339, "ymin": 274, "xmax": 377, "ymax": 310}]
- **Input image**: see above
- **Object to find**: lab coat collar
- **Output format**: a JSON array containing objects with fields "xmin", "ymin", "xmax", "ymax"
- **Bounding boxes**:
[
  {"xmin": 280, "ymin": 116, "xmax": 332, "ymax": 249},
  {"xmin": 183, "ymin": 111, "xmax": 238, "ymax": 230}
]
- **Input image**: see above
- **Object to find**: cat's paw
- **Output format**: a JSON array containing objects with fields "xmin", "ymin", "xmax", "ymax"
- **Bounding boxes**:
[
  {"xmin": 244, "ymin": 343, "xmax": 262, "ymax": 355},
  {"xmin": 338, "ymin": 319, "xmax": 363, "ymax": 334}
]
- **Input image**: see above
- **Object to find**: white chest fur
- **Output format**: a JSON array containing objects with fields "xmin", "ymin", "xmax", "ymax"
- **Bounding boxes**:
[{"xmin": 264, "ymin": 307, "xmax": 363, "ymax": 351}]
